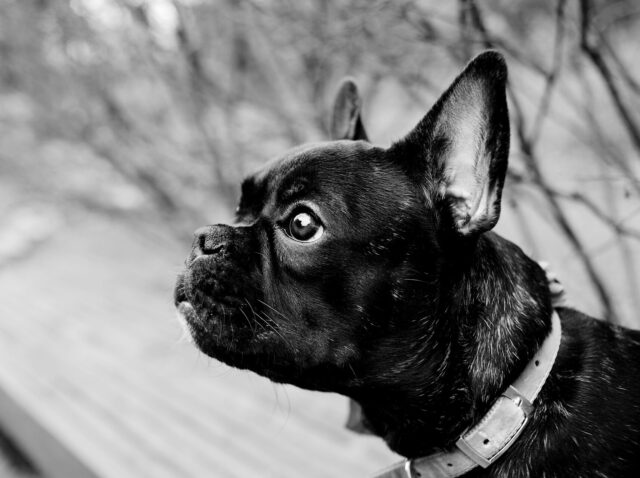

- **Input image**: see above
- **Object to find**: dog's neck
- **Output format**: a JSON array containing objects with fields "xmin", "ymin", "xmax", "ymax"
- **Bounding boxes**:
[{"xmin": 357, "ymin": 232, "xmax": 553, "ymax": 457}]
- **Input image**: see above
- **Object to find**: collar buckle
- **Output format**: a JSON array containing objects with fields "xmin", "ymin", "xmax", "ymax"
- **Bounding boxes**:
[
  {"xmin": 456, "ymin": 384, "xmax": 534, "ymax": 468},
  {"xmin": 503, "ymin": 385, "xmax": 533, "ymax": 416}
]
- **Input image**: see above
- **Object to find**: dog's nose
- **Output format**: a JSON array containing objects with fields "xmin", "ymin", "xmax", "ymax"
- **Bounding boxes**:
[{"xmin": 193, "ymin": 225, "xmax": 231, "ymax": 256}]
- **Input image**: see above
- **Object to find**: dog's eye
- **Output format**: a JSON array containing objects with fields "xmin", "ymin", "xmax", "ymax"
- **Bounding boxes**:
[{"xmin": 287, "ymin": 211, "xmax": 324, "ymax": 242}]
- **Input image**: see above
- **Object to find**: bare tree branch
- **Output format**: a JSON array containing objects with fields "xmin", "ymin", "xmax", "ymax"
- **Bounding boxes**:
[
  {"xmin": 530, "ymin": 0, "xmax": 567, "ymax": 145},
  {"xmin": 467, "ymin": 0, "xmax": 619, "ymax": 322},
  {"xmin": 579, "ymin": 0, "xmax": 640, "ymax": 155},
  {"xmin": 600, "ymin": 34, "xmax": 640, "ymax": 96},
  {"xmin": 172, "ymin": 0, "xmax": 228, "ymax": 182}
]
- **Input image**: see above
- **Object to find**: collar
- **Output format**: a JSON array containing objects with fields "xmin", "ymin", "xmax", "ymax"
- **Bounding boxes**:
[{"xmin": 374, "ymin": 311, "xmax": 562, "ymax": 478}]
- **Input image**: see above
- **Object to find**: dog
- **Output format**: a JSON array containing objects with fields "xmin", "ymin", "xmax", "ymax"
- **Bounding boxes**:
[{"xmin": 174, "ymin": 51, "xmax": 640, "ymax": 477}]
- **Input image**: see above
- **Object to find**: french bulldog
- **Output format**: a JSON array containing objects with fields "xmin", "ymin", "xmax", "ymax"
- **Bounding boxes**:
[{"xmin": 174, "ymin": 51, "xmax": 640, "ymax": 477}]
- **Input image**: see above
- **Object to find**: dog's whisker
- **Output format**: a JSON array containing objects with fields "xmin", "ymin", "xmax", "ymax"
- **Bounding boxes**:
[
  {"xmin": 249, "ymin": 312, "xmax": 272, "ymax": 334},
  {"xmin": 401, "ymin": 277, "xmax": 429, "ymax": 284},
  {"xmin": 238, "ymin": 306, "xmax": 257, "ymax": 333},
  {"xmin": 257, "ymin": 311, "xmax": 294, "ymax": 348},
  {"xmin": 256, "ymin": 299, "xmax": 293, "ymax": 323},
  {"xmin": 243, "ymin": 298, "xmax": 292, "ymax": 347}
]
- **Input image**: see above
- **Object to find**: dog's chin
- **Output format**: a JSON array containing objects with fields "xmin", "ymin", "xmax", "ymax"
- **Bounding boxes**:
[
  {"xmin": 174, "ymin": 298, "xmax": 291, "ymax": 374},
  {"xmin": 177, "ymin": 299, "xmax": 268, "ymax": 348},
  {"xmin": 173, "ymin": 272, "xmax": 359, "ymax": 389},
  {"xmin": 174, "ymin": 299, "xmax": 353, "ymax": 389}
]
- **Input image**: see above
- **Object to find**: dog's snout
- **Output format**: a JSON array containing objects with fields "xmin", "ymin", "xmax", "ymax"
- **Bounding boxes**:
[{"xmin": 193, "ymin": 225, "xmax": 231, "ymax": 257}]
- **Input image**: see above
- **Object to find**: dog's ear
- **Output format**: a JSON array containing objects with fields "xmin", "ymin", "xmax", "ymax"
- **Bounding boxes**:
[
  {"xmin": 330, "ymin": 77, "xmax": 369, "ymax": 141},
  {"xmin": 394, "ymin": 51, "xmax": 509, "ymax": 236}
]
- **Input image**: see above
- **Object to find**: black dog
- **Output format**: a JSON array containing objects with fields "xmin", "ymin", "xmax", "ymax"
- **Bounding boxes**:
[{"xmin": 174, "ymin": 51, "xmax": 640, "ymax": 477}]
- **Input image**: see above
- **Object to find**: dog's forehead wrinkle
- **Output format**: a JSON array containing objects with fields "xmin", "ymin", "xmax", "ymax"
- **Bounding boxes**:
[
  {"xmin": 277, "ymin": 177, "xmax": 309, "ymax": 204},
  {"xmin": 260, "ymin": 145, "xmax": 412, "ymax": 232}
]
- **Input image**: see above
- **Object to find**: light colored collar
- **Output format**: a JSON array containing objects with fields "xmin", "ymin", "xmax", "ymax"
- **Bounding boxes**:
[{"xmin": 374, "ymin": 311, "xmax": 562, "ymax": 478}]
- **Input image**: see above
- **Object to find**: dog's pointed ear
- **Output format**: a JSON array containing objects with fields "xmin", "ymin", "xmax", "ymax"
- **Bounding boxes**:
[
  {"xmin": 394, "ymin": 51, "xmax": 509, "ymax": 236},
  {"xmin": 330, "ymin": 77, "xmax": 369, "ymax": 141}
]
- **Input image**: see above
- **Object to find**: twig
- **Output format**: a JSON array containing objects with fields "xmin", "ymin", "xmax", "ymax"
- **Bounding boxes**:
[
  {"xmin": 553, "ymin": 190, "xmax": 640, "ymax": 241},
  {"xmin": 511, "ymin": 90, "xmax": 618, "ymax": 321},
  {"xmin": 577, "ymin": 77, "xmax": 640, "ymax": 198},
  {"xmin": 172, "ymin": 0, "xmax": 227, "ymax": 182},
  {"xmin": 530, "ymin": 0, "xmax": 567, "ymax": 145},
  {"xmin": 586, "ymin": 205, "xmax": 640, "ymax": 257},
  {"xmin": 97, "ymin": 93, "xmax": 180, "ymax": 214},
  {"xmin": 598, "ymin": 149, "xmax": 640, "ymax": 317},
  {"xmin": 599, "ymin": 34, "xmax": 640, "ymax": 96},
  {"xmin": 410, "ymin": 1, "xmax": 549, "ymax": 76},
  {"xmin": 579, "ymin": 0, "xmax": 640, "ymax": 155},
  {"xmin": 507, "ymin": 195, "xmax": 541, "ymax": 258},
  {"xmin": 510, "ymin": 170, "xmax": 640, "ymax": 242}
]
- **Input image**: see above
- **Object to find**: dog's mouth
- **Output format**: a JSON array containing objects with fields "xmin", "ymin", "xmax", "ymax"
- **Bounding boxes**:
[
  {"xmin": 174, "ymin": 275, "xmax": 197, "ymax": 332},
  {"xmin": 174, "ymin": 272, "xmax": 284, "ymax": 358},
  {"xmin": 174, "ymin": 294, "xmax": 301, "ymax": 383},
  {"xmin": 174, "ymin": 279, "xmax": 197, "ymax": 321},
  {"xmin": 174, "ymin": 300, "xmax": 198, "ymax": 339},
  {"xmin": 173, "ymin": 266, "xmax": 361, "ymax": 389}
]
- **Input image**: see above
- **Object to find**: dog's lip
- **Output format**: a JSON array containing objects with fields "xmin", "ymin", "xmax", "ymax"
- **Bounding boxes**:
[
  {"xmin": 174, "ymin": 272, "xmax": 190, "ymax": 308},
  {"xmin": 176, "ymin": 300, "xmax": 199, "ymax": 325},
  {"xmin": 177, "ymin": 301, "xmax": 194, "ymax": 314}
]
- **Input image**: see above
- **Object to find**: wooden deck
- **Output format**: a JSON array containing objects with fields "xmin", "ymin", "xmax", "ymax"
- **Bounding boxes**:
[{"xmin": 0, "ymin": 214, "xmax": 398, "ymax": 477}]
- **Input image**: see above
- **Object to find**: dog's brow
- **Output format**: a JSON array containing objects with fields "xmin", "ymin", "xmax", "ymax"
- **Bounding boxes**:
[{"xmin": 277, "ymin": 179, "xmax": 309, "ymax": 205}]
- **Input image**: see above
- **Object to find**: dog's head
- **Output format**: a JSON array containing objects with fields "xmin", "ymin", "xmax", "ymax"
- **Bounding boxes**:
[{"xmin": 174, "ymin": 51, "xmax": 509, "ymax": 395}]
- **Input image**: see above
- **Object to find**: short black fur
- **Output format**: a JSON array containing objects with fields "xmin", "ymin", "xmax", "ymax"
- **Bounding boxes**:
[{"xmin": 174, "ymin": 51, "xmax": 640, "ymax": 477}]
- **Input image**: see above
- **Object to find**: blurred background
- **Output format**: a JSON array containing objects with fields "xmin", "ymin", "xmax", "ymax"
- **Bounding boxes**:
[{"xmin": 0, "ymin": 0, "xmax": 638, "ymax": 476}]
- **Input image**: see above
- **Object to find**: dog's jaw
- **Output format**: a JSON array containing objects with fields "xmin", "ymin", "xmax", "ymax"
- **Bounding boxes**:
[
  {"xmin": 175, "ymin": 264, "xmax": 274, "ymax": 355},
  {"xmin": 174, "ymin": 247, "xmax": 365, "ymax": 389}
]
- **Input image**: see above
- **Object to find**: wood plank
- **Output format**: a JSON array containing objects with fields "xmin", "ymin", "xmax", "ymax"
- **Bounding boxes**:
[
  {"xmin": 0, "ymin": 370, "xmax": 99, "ymax": 478},
  {"xmin": 0, "ymin": 216, "xmax": 399, "ymax": 477}
]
